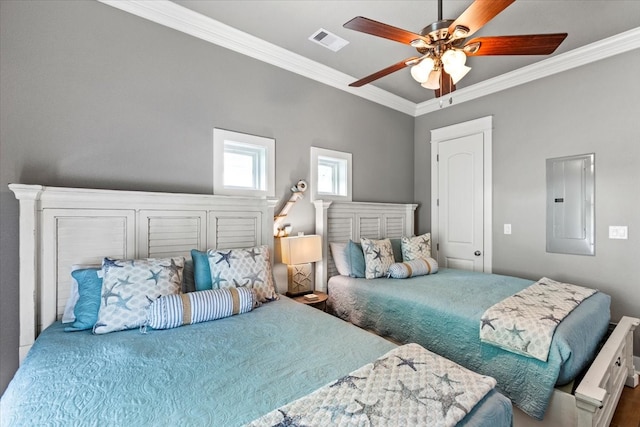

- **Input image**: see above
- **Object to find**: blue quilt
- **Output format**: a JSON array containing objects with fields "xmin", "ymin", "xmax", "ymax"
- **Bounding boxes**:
[
  {"xmin": 0, "ymin": 297, "xmax": 511, "ymax": 426},
  {"xmin": 328, "ymin": 268, "xmax": 611, "ymax": 420}
]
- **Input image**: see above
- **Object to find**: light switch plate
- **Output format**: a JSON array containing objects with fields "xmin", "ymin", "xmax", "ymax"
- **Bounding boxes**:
[
  {"xmin": 609, "ymin": 226, "xmax": 628, "ymax": 239},
  {"xmin": 504, "ymin": 224, "xmax": 512, "ymax": 235}
]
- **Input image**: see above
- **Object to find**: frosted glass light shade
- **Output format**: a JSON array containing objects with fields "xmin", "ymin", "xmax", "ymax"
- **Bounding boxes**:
[
  {"xmin": 449, "ymin": 65, "xmax": 471, "ymax": 84},
  {"xmin": 421, "ymin": 69, "xmax": 441, "ymax": 90},
  {"xmin": 280, "ymin": 235, "xmax": 322, "ymax": 265},
  {"xmin": 410, "ymin": 58, "xmax": 435, "ymax": 83},
  {"xmin": 441, "ymin": 49, "xmax": 467, "ymax": 73}
]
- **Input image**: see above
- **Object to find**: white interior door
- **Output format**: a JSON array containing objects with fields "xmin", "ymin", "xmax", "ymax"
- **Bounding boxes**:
[
  {"xmin": 438, "ymin": 134, "xmax": 484, "ymax": 270},
  {"xmin": 431, "ymin": 116, "xmax": 492, "ymax": 273}
]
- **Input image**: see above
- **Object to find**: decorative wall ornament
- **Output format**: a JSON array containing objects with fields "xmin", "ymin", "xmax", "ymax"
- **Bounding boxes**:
[{"xmin": 274, "ymin": 180, "xmax": 307, "ymax": 237}]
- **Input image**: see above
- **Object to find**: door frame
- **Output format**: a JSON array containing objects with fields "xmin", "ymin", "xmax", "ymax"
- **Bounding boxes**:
[{"xmin": 430, "ymin": 116, "xmax": 493, "ymax": 273}]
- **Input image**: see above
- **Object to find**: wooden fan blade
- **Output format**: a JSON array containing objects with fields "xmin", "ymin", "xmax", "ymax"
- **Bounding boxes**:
[
  {"xmin": 344, "ymin": 16, "xmax": 430, "ymax": 46},
  {"xmin": 435, "ymin": 70, "xmax": 456, "ymax": 97},
  {"xmin": 448, "ymin": 0, "xmax": 515, "ymax": 39},
  {"xmin": 464, "ymin": 34, "xmax": 568, "ymax": 56},
  {"xmin": 349, "ymin": 57, "xmax": 419, "ymax": 87}
]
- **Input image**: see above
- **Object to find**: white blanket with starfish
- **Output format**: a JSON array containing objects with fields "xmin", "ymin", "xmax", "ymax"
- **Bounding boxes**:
[
  {"xmin": 480, "ymin": 277, "xmax": 597, "ymax": 362},
  {"xmin": 246, "ymin": 343, "xmax": 496, "ymax": 427}
]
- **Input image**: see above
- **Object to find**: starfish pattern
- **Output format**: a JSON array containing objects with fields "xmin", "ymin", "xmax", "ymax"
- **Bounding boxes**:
[
  {"xmin": 101, "ymin": 282, "xmax": 120, "ymax": 306},
  {"xmin": 372, "ymin": 248, "xmax": 383, "ymax": 261},
  {"xmin": 426, "ymin": 384, "xmax": 468, "ymax": 418},
  {"xmin": 244, "ymin": 247, "xmax": 261, "ymax": 262},
  {"xmin": 385, "ymin": 247, "xmax": 394, "ymax": 259},
  {"xmin": 432, "ymin": 372, "xmax": 461, "ymax": 388},
  {"xmin": 146, "ymin": 269, "xmax": 162, "ymax": 285},
  {"xmin": 211, "ymin": 271, "xmax": 227, "ymax": 289},
  {"xmin": 519, "ymin": 340, "xmax": 532, "ymax": 352},
  {"xmin": 102, "ymin": 258, "xmax": 123, "ymax": 273},
  {"xmin": 243, "ymin": 270, "xmax": 264, "ymax": 287},
  {"xmin": 162, "ymin": 258, "xmax": 181, "ymax": 278},
  {"xmin": 372, "ymin": 357, "xmax": 390, "ymax": 371},
  {"xmin": 215, "ymin": 250, "xmax": 234, "ymax": 268},
  {"xmin": 505, "ymin": 324, "xmax": 526, "ymax": 341},
  {"xmin": 395, "ymin": 355, "xmax": 426, "ymax": 372},
  {"xmin": 480, "ymin": 317, "xmax": 497, "ymax": 330},
  {"xmin": 384, "ymin": 380, "xmax": 427, "ymax": 406},
  {"xmin": 117, "ymin": 275, "xmax": 133, "ymax": 287},
  {"xmin": 330, "ymin": 375, "xmax": 365, "ymax": 390},
  {"xmin": 540, "ymin": 314, "xmax": 561, "ymax": 324},
  {"xmin": 318, "ymin": 404, "xmax": 354, "ymax": 423},
  {"xmin": 233, "ymin": 278, "xmax": 250, "ymax": 288},
  {"xmin": 270, "ymin": 409, "xmax": 307, "ymax": 427},
  {"xmin": 362, "ymin": 240, "xmax": 376, "ymax": 253},
  {"xmin": 351, "ymin": 399, "xmax": 387, "ymax": 425},
  {"xmin": 565, "ymin": 297, "xmax": 581, "ymax": 305},
  {"xmin": 112, "ymin": 294, "xmax": 133, "ymax": 311}
]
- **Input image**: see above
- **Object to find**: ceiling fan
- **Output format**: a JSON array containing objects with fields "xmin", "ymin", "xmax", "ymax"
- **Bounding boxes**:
[{"xmin": 344, "ymin": 0, "xmax": 567, "ymax": 97}]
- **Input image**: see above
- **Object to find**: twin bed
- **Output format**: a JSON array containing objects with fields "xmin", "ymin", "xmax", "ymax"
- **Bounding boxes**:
[
  {"xmin": 315, "ymin": 200, "xmax": 639, "ymax": 427},
  {"xmin": 2, "ymin": 184, "xmax": 511, "ymax": 427}
]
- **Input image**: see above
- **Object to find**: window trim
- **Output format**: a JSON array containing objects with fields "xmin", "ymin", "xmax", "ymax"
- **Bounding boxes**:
[
  {"xmin": 310, "ymin": 147, "xmax": 352, "ymax": 201},
  {"xmin": 213, "ymin": 128, "xmax": 275, "ymax": 198}
]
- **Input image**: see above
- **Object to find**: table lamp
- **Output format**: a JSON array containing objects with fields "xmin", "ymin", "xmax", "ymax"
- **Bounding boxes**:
[{"xmin": 280, "ymin": 234, "xmax": 322, "ymax": 297}]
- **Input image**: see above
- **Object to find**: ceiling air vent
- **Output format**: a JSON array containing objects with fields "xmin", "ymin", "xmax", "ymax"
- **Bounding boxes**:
[{"xmin": 308, "ymin": 28, "xmax": 349, "ymax": 52}]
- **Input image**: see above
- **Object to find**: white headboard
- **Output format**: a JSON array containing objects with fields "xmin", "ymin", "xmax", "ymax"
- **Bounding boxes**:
[
  {"xmin": 9, "ymin": 184, "xmax": 277, "ymax": 363},
  {"xmin": 314, "ymin": 200, "xmax": 417, "ymax": 292}
]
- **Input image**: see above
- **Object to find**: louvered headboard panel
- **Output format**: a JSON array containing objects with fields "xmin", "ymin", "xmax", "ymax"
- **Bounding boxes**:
[
  {"xmin": 9, "ymin": 184, "xmax": 276, "ymax": 363},
  {"xmin": 314, "ymin": 200, "xmax": 418, "ymax": 292}
]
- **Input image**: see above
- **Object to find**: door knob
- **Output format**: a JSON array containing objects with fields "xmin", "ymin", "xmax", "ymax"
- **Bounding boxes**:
[{"xmin": 474, "ymin": 251, "xmax": 482, "ymax": 256}]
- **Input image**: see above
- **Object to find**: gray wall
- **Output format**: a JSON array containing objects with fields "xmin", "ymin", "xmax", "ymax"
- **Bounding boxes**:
[
  {"xmin": 0, "ymin": 1, "xmax": 415, "ymax": 393},
  {"xmin": 414, "ymin": 49, "xmax": 640, "ymax": 356}
]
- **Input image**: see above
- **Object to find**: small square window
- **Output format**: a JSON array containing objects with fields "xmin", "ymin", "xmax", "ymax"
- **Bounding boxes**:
[
  {"xmin": 214, "ymin": 129, "xmax": 274, "ymax": 197},
  {"xmin": 310, "ymin": 147, "xmax": 352, "ymax": 201}
]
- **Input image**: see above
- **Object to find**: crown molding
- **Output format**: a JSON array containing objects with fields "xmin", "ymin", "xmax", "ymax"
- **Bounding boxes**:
[{"xmin": 99, "ymin": 1, "xmax": 639, "ymax": 118}]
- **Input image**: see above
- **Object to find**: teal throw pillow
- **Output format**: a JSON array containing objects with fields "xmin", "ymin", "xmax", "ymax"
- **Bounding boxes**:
[
  {"xmin": 346, "ymin": 240, "xmax": 366, "ymax": 278},
  {"xmin": 191, "ymin": 249, "xmax": 212, "ymax": 291},
  {"xmin": 64, "ymin": 268, "xmax": 102, "ymax": 332}
]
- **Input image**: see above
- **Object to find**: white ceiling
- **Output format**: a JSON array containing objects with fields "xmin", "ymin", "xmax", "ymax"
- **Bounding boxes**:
[{"xmin": 104, "ymin": 1, "xmax": 640, "ymax": 113}]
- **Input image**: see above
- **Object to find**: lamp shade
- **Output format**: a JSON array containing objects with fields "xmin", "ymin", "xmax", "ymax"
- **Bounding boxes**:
[{"xmin": 280, "ymin": 235, "xmax": 322, "ymax": 265}]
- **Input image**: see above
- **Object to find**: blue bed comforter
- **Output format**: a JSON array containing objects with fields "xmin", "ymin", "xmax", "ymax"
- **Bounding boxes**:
[
  {"xmin": 328, "ymin": 268, "xmax": 611, "ymax": 420},
  {"xmin": 1, "ymin": 296, "xmax": 511, "ymax": 426}
]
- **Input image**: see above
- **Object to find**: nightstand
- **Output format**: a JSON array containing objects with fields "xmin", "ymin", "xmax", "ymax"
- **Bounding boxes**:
[{"xmin": 293, "ymin": 291, "xmax": 328, "ymax": 311}]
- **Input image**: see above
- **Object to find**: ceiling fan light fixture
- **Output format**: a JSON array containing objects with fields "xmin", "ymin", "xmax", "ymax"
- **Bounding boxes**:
[
  {"xmin": 441, "ymin": 48, "xmax": 467, "ymax": 73},
  {"xmin": 452, "ymin": 25, "xmax": 469, "ymax": 40},
  {"xmin": 410, "ymin": 57, "xmax": 435, "ymax": 83},
  {"xmin": 448, "ymin": 64, "xmax": 471, "ymax": 85},
  {"xmin": 410, "ymin": 39, "xmax": 429, "ymax": 49},
  {"xmin": 421, "ymin": 69, "xmax": 441, "ymax": 90}
]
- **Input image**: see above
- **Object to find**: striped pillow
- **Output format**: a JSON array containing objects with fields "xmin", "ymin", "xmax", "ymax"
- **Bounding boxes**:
[
  {"xmin": 146, "ymin": 288, "xmax": 256, "ymax": 330},
  {"xmin": 387, "ymin": 257, "xmax": 438, "ymax": 279}
]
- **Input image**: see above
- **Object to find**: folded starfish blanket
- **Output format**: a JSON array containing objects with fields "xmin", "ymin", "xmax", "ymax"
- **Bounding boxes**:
[
  {"xmin": 247, "ymin": 343, "xmax": 497, "ymax": 427},
  {"xmin": 480, "ymin": 277, "xmax": 597, "ymax": 361}
]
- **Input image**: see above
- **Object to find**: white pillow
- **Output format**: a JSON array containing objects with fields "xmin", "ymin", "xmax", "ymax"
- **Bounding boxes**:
[
  {"xmin": 401, "ymin": 233, "xmax": 431, "ymax": 261},
  {"xmin": 329, "ymin": 242, "xmax": 349, "ymax": 276},
  {"xmin": 207, "ymin": 245, "xmax": 277, "ymax": 302},
  {"xmin": 361, "ymin": 237, "xmax": 395, "ymax": 279},
  {"xmin": 94, "ymin": 257, "xmax": 185, "ymax": 334}
]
